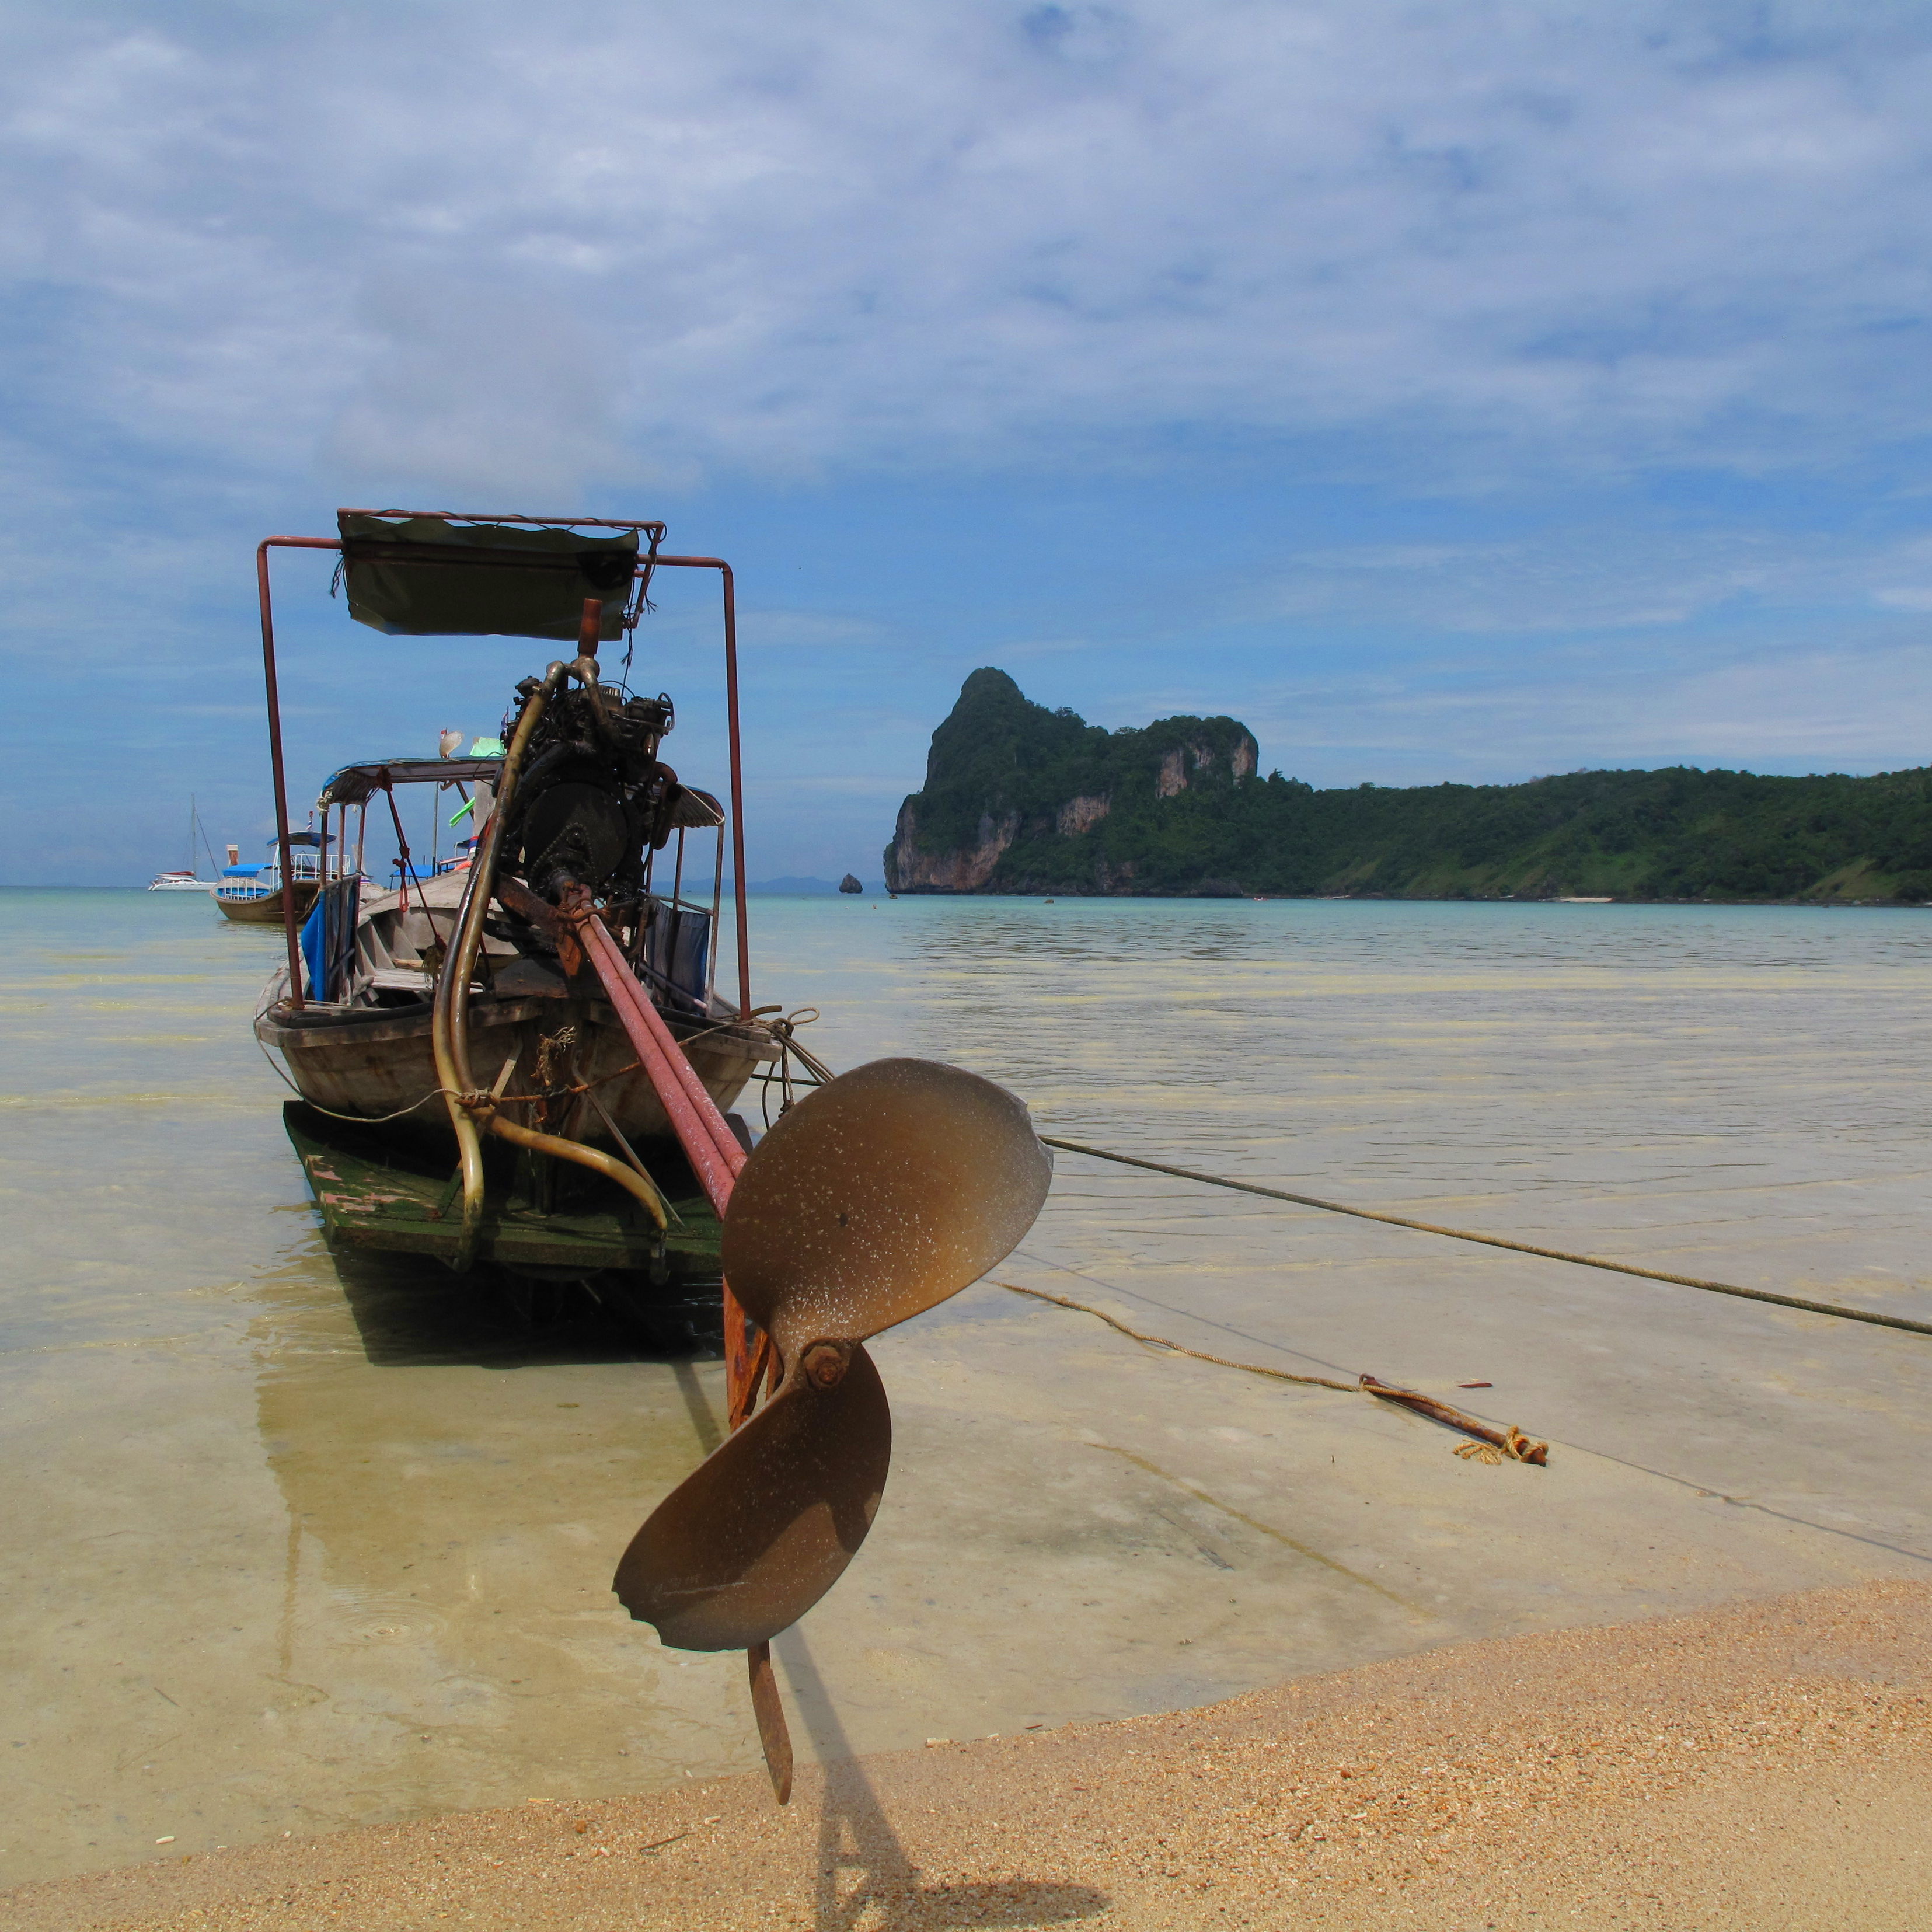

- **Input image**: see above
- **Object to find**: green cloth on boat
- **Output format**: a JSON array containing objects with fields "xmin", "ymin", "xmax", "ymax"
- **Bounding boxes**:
[{"xmin": 337, "ymin": 514, "xmax": 639, "ymax": 642}]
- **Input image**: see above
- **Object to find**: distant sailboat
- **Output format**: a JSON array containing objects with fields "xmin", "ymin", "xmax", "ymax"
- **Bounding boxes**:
[{"xmin": 147, "ymin": 795, "xmax": 219, "ymax": 891}]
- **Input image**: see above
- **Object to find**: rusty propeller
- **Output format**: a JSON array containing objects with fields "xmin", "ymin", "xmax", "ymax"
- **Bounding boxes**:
[{"xmin": 613, "ymin": 1058, "xmax": 1053, "ymax": 1651}]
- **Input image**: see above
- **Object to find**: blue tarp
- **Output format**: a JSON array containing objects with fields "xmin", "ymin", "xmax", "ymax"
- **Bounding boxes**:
[{"xmin": 300, "ymin": 877, "xmax": 361, "ymax": 1001}]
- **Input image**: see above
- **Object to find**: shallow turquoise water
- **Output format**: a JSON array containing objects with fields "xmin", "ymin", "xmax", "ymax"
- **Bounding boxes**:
[{"xmin": 4, "ymin": 889, "xmax": 1930, "ymax": 1885}]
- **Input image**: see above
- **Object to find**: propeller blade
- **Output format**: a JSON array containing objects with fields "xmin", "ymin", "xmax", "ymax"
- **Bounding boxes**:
[
  {"xmin": 616, "ymin": 1059, "xmax": 1051, "ymax": 1655},
  {"xmin": 613, "ymin": 1343, "xmax": 891, "ymax": 1650},
  {"xmin": 721, "ymin": 1057, "xmax": 1053, "ymax": 1358}
]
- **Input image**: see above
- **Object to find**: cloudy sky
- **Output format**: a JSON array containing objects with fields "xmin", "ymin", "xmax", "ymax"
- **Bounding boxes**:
[{"xmin": 5, "ymin": 1, "xmax": 1932, "ymax": 883}]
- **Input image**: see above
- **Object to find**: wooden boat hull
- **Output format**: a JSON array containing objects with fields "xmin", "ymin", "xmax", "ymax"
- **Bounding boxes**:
[
  {"xmin": 255, "ymin": 981, "xmax": 776, "ymax": 1152},
  {"xmin": 218, "ymin": 883, "xmax": 320, "ymax": 925},
  {"xmin": 282, "ymin": 1100, "xmax": 720, "ymax": 1278}
]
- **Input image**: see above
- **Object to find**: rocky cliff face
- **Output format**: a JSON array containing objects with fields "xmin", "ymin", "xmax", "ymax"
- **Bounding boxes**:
[
  {"xmin": 887, "ymin": 803, "xmax": 1020, "ymax": 892},
  {"xmin": 883, "ymin": 668, "xmax": 1263, "ymax": 895},
  {"xmin": 1159, "ymin": 735, "xmax": 1256, "ymax": 796}
]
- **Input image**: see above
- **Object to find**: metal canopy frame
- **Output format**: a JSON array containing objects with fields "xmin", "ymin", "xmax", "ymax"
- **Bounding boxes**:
[
  {"xmin": 255, "ymin": 514, "xmax": 749, "ymax": 1018},
  {"xmin": 315, "ymin": 757, "xmax": 507, "ymax": 808}
]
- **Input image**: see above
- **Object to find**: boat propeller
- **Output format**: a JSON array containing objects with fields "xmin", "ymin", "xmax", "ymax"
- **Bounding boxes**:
[{"xmin": 613, "ymin": 1056, "xmax": 1053, "ymax": 1651}]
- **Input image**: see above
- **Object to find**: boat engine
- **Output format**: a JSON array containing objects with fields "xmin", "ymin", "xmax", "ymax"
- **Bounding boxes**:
[{"xmin": 501, "ymin": 672, "xmax": 682, "ymax": 904}]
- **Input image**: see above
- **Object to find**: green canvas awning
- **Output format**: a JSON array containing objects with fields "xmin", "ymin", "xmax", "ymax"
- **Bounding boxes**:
[{"xmin": 337, "ymin": 513, "xmax": 641, "ymax": 642}]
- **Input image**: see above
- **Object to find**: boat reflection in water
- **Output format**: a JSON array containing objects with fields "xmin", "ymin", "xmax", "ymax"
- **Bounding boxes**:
[{"xmin": 243, "ymin": 1232, "xmax": 752, "ymax": 1814}]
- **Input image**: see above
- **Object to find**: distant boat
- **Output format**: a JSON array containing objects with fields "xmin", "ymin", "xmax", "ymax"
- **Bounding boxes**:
[
  {"xmin": 215, "ymin": 829, "xmax": 339, "ymax": 925},
  {"xmin": 147, "ymin": 795, "xmax": 219, "ymax": 891}
]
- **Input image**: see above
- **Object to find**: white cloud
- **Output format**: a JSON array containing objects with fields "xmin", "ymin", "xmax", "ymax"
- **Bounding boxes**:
[
  {"xmin": 322, "ymin": 274, "xmax": 630, "ymax": 501},
  {"xmin": 1219, "ymin": 630, "xmax": 1932, "ymax": 784},
  {"xmin": 1255, "ymin": 525, "xmax": 1850, "ymax": 634},
  {"xmin": 733, "ymin": 608, "xmax": 888, "ymax": 647},
  {"xmin": 4, "ymin": 2, "xmax": 1931, "ymax": 499}
]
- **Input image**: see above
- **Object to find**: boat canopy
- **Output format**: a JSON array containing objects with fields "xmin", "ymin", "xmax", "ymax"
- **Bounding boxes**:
[
  {"xmin": 315, "ymin": 757, "xmax": 505, "ymax": 809},
  {"xmin": 337, "ymin": 513, "xmax": 641, "ymax": 643},
  {"xmin": 315, "ymin": 758, "xmax": 721, "ymax": 832},
  {"xmin": 672, "ymin": 787, "xmax": 726, "ymax": 829}
]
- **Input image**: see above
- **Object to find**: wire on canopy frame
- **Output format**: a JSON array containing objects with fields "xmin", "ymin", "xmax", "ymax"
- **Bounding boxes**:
[{"xmin": 617, "ymin": 526, "xmax": 664, "ymax": 691}]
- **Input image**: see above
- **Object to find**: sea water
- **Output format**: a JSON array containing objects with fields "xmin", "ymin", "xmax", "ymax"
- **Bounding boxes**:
[{"xmin": 4, "ymin": 889, "xmax": 1930, "ymax": 1884}]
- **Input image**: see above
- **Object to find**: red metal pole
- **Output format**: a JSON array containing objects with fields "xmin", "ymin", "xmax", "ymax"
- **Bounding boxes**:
[
  {"xmin": 571, "ymin": 904, "xmax": 763, "ymax": 1424},
  {"xmin": 720, "ymin": 564, "xmax": 751, "ymax": 1019},
  {"xmin": 256, "ymin": 540, "xmax": 305, "ymax": 1009},
  {"xmin": 255, "ymin": 536, "xmax": 343, "ymax": 1009},
  {"xmin": 573, "ymin": 905, "xmax": 744, "ymax": 1212},
  {"xmin": 642, "ymin": 557, "xmax": 751, "ymax": 1019}
]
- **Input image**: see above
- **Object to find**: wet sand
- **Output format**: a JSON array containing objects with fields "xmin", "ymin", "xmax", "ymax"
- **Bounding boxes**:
[{"xmin": 12, "ymin": 1578, "xmax": 1927, "ymax": 1930}]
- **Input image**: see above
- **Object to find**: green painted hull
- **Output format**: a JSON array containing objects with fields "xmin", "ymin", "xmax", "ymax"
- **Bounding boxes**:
[{"xmin": 281, "ymin": 1100, "xmax": 721, "ymax": 1282}]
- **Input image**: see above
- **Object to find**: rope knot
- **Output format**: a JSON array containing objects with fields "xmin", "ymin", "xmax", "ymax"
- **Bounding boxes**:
[{"xmin": 1455, "ymin": 1424, "xmax": 1546, "ymax": 1465}]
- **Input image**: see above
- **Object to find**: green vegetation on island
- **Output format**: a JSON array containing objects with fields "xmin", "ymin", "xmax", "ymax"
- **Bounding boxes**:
[{"xmin": 883, "ymin": 668, "xmax": 1932, "ymax": 902}]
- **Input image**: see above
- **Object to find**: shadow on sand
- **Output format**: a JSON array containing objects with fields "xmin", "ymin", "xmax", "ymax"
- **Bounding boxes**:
[{"xmin": 778, "ymin": 1630, "xmax": 1109, "ymax": 1931}]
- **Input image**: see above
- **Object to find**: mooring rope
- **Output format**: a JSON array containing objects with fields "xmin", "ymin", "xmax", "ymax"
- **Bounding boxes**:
[
  {"xmin": 995, "ymin": 1280, "xmax": 1359, "ymax": 1390},
  {"xmin": 1040, "ymin": 1136, "xmax": 1932, "ymax": 1340},
  {"xmin": 995, "ymin": 1279, "xmax": 1550, "ymax": 1463}
]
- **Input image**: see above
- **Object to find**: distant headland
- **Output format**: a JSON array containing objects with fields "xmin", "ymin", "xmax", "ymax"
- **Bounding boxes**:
[{"xmin": 883, "ymin": 668, "xmax": 1932, "ymax": 904}]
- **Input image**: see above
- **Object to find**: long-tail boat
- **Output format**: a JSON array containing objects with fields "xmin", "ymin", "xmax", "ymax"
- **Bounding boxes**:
[
  {"xmin": 215, "ymin": 828, "xmax": 334, "ymax": 922},
  {"xmin": 250, "ymin": 514, "xmax": 778, "ymax": 1311},
  {"xmin": 247, "ymin": 510, "xmax": 1053, "ymax": 1796}
]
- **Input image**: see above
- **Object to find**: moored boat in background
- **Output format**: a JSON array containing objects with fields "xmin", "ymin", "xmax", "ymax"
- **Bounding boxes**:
[{"xmin": 215, "ymin": 829, "xmax": 335, "ymax": 923}]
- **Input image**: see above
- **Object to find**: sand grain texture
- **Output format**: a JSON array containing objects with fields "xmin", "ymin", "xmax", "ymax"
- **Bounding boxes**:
[{"xmin": 9, "ymin": 1580, "xmax": 1928, "ymax": 1931}]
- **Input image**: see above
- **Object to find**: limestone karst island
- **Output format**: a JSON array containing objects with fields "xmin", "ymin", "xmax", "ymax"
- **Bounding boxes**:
[{"xmin": 885, "ymin": 668, "xmax": 1932, "ymax": 903}]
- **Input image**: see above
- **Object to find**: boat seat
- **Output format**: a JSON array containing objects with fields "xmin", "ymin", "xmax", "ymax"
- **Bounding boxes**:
[{"xmin": 362, "ymin": 967, "xmax": 431, "ymax": 993}]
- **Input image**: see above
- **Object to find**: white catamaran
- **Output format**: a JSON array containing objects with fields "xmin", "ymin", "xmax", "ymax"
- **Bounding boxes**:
[{"xmin": 146, "ymin": 795, "xmax": 221, "ymax": 891}]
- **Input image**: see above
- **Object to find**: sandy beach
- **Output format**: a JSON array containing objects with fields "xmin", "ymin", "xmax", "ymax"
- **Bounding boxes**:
[{"xmin": 10, "ymin": 1578, "xmax": 1926, "ymax": 1931}]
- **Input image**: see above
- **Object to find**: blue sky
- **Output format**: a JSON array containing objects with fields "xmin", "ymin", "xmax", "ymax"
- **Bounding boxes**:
[{"xmin": 5, "ymin": 1, "xmax": 1932, "ymax": 884}]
